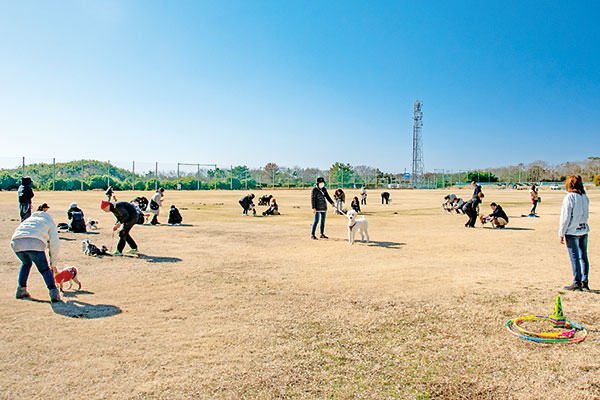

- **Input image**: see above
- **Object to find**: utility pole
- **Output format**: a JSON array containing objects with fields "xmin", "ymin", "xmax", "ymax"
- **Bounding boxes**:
[
  {"xmin": 155, "ymin": 162, "xmax": 158, "ymax": 190},
  {"xmin": 132, "ymin": 161, "xmax": 135, "ymax": 190},
  {"xmin": 411, "ymin": 100, "xmax": 424, "ymax": 187},
  {"xmin": 52, "ymin": 158, "xmax": 56, "ymax": 191}
]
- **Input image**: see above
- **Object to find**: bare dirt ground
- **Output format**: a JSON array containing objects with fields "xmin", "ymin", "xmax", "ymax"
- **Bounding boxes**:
[{"xmin": 0, "ymin": 187, "xmax": 599, "ymax": 399}]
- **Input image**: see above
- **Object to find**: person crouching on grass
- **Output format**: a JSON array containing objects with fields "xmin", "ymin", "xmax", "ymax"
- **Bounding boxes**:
[
  {"xmin": 311, "ymin": 177, "xmax": 335, "ymax": 240},
  {"xmin": 480, "ymin": 202, "xmax": 509, "ymax": 228},
  {"xmin": 559, "ymin": 175, "xmax": 591, "ymax": 291},
  {"xmin": 101, "ymin": 200, "xmax": 138, "ymax": 256}
]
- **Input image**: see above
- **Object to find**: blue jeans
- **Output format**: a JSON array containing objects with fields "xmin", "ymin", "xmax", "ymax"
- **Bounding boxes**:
[
  {"xmin": 14, "ymin": 250, "xmax": 57, "ymax": 290},
  {"xmin": 565, "ymin": 234, "xmax": 589, "ymax": 283},
  {"xmin": 312, "ymin": 212, "xmax": 326, "ymax": 236},
  {"xmin": 530, "ymin": 200, "xmax": 538, "ymax": 214},
  {"xmin": 335, "ymin": 200, "xmax": 343, "ymax": 212}
]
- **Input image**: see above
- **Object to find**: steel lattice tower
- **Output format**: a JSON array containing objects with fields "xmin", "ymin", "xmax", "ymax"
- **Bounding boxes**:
[{"xmin": 411, "ymin": 100, "xmax": 424, "ymax": 186}]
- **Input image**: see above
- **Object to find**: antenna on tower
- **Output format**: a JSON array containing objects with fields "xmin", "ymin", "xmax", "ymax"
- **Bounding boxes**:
[{"xmin": 411, "ymin": 100, "xmax": 424, "ymax": 187}]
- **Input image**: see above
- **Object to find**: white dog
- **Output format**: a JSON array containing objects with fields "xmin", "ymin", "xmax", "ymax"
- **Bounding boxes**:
[
  {"xmin": 345, "ymin": 209, "xmax": 369, "ymax": 245},
  {"xmin": 86, "ymin": 218, "xmax": 99, "ymax": 230}
]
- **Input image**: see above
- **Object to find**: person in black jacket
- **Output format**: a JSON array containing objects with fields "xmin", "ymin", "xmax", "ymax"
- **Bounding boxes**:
[
  {"xmin": 462, "ymin": 192, "xmax": 484, "ymax": 228},
  {"xmin": 18, "ymin": 177, "xmax": 34, "ymax": 221},
  {"xmin": 67, "ymin": 202, "xmax": 87, "ymax": 233},
  {"xmin": 480, "ymin": 202, "xmax": 509, "ymax": 228},
  {"xmin": 101, "ymin": 200, "xmax": 138, "ymax": 255},
  {"xmin": 311, "ymin": 177, "xmax": 335, "ymax": 239},
  {"xmin": 239, "ymin": 194, "xmax": 256, "ymax": 216},
  {"xmin": 168, "ymin": 205, "xmax": 183, "ymax": 225},
  {"xmin": 350, "ymin": 196, "xmax": 361, "ymax": 213}
]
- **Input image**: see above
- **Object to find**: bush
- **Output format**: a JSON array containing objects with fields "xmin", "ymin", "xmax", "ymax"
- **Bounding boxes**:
[{"xmin": 0, "ymin": 173, "xmax": 19, "ymax": 190}]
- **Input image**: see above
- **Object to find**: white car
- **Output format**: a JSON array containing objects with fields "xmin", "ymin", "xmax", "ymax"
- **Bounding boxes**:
[{"xmin": 549, "ymin": 184, "xmax": 560, "ymax": 190}]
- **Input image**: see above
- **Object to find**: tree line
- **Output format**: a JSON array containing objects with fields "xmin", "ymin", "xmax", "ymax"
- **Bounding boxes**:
[{"xmin": 0, "ymin": 159, "xmax": 598, "ymax": 191}]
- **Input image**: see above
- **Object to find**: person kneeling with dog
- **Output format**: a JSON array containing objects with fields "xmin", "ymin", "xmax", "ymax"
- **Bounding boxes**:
[
  {"xmin": 10, "ymin": 203, "xmax": 61, "ymax": 302},
  {"xmin": 480, "ymin": 202, "xmax": 509, "ymax": 228},
  {"xmin": 263, "ymin": 198, "xmax": 279, "ymax": 216},
  {"xmin": 101, "ymin": 200, "xmax": 139, "ymax": 256},
  {"xmin": 239, "ymin": 194, "xmax": 256, "ymax": 216}
]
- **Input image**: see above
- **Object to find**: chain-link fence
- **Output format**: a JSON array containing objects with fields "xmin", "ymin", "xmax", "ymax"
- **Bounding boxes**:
[{"xmin": 1, "ymin": 157, "xmax": 598, "ymax": 191}]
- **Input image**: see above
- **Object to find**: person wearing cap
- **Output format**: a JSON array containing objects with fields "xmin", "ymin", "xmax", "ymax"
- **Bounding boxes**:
[
  {"xmin": 67, "ymin": 202, "xmax": 86, "ymax": 233},
  {"xmin": 17, "ymin": 176, "xmax": 34, "ymax": 221},
  {"xmin": 311, "ymin": 177, "xmax": 335, "ymax": 239},
  {"xmin": 101, "ymin": 200, "xmax": 139, "ymax": 256},
  {"xmin": 462, "ymin": 192, "xmax": 484, "ymax": 228},
  {"xmin": 10, "ymin": 203, "xmax": 61, "ymax": 302}
]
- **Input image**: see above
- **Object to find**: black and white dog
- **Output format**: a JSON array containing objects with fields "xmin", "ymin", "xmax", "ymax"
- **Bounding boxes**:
[{"xmin": 81, "ymin": 240, "xmax": 109, "ymax": 256}]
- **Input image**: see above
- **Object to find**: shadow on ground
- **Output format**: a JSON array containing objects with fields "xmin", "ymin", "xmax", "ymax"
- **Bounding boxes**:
[
  {"xmin": 52, "ymin": 300, "xmax": 122, "ymax": 319},
  {"xmin": 61, "ymin": 290, "xmax": 95, "ymax": 298},
  {"xmin": 136, "ymin": 254, "xmax": 183, "ymax": 263},
  {"xmin": 366, "ymin": 241, "xmax": 405, "ymax": 249}
]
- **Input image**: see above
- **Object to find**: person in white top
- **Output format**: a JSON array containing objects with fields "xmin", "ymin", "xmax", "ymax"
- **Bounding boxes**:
[
  {"xmin": 10, "ymin": 203, "xmax": 61, "ymax": 302},
  {"xmin": 360, "ymin": 185, "xmax": 367, "ymax": 205},
  {"xmin": 558, "ymin": 176, "xmax": 590, "ymax": 291},
  {"xmin": 148, "ymin": 188, "xmax": 164, "ymax": 225}
]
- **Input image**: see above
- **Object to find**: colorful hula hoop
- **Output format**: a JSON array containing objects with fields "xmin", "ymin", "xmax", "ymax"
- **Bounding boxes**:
[{"xmin": 506, "ymin": 315, "xmax": 587, "ymax": 343}]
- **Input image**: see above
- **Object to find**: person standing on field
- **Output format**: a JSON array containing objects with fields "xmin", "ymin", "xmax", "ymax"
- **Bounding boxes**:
[
  {"xmin": 559, "ymin": 176, "xmax": 591, "ymax": 291},
  {"xmin": 101, "ymin": 200, "xmax": 139, "ymax": 256},
  {"xmin": 529, "ymin": 184, "xmax": 539, "ymax": 216},
  {"xmin": 148, "ymin": 188, "xmax": 164, "ymax": 225},
  {"xmin": 17, "ymin": 177, "xmax": 34, "ymax": 221},
  {"xmin": 311, "ymin": 177, "xmax": 335, "ymax": 240},
  {"xmin": 360, "ymin": 185, "xmax": 367, "ymax": 205}
]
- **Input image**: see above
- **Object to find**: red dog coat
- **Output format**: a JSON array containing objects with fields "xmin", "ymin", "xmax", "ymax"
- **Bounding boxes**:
[{"xmin": 54, "ymin": 267, "xmax": 78, "ymax": 284}]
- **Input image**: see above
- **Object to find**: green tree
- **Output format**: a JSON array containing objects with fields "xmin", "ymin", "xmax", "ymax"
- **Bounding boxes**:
[{"xmin": 329, "ymin": 163, "xmax": 354, "ymax": 188}]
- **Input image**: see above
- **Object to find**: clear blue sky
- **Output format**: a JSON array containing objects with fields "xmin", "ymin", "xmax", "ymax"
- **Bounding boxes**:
[{"xmin": 1, "ymin": 1, "xmax": 599, "ymax": 172}]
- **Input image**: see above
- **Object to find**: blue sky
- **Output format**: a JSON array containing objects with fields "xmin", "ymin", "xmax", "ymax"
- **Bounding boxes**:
[{"xmin": 0, "ymin": 1, "xmax": 598, "ymax": 172}]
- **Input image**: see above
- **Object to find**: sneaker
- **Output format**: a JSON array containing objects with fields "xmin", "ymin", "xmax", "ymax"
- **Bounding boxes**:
[
  {"xmin": 112, "ymin": 251, "xmax": 123, "ymax": 256},
  {"xmin": 15, "ymin": 286, "xmax": 30, "ymax": 299},
  {"xmin": 310, "ymin": 235, "xmax": 318, "ymax": 240},
  {"xmin": 126, "ymin": 249, "xmax": 139, "ymax": 254},
  {"xmin": 581, "ymin": 281, "xmax": 591, "ymax": 291},
  {"xmin": 319, "ymin": 234, "xmax": 328, "ymax": 239},
  {"xmin": 49, "ymin": 288, "xmax": 61, "ymax": 303},
  {"xmin": 243, "ymin": 213, "xmax": 248, "ymax": 216},
  {"xmin": 564, "ymin": 282, "xmax": 582, "ymax": 291}
]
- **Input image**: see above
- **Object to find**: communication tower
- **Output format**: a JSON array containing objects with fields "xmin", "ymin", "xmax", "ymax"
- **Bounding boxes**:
[{"xmin": 411, "ymin": 100, "xmax": 424, "ymax": 186}]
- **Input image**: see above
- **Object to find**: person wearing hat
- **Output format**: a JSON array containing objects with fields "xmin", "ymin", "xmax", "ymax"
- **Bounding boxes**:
[
  {"xmin": 10, "ymin": 203, "xmax": 61, "ymax": 302},
  {"xmin": 17, "ymin": 176, "xmax": 34, "ymax": 221},
  {"xmin": 311, "ymin": 177, "xmax": 335, "ymax": 239},
  {"xmin": 101, "ymin": 200, "xmax": 139, "ymax": 256},
  {"xmin": 67, "ymin": 202, "xmax": 86, "ymax": 233}
]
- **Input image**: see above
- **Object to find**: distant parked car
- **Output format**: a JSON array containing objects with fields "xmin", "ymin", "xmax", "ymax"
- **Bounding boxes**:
[{"xmin": 549, "ymin": 184, "xmax": 560, "ymax": 190}]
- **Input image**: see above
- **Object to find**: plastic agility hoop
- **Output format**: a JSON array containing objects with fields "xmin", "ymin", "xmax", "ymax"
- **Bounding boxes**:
[{"xmin": 506, "ymin": 316, "xmax": 587, "ymax": 343}]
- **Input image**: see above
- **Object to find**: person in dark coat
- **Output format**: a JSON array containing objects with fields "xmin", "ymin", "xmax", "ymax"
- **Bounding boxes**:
[
  {"xmin": 311, "ymin": 177, "xmax": 335, "ymax": 239},
  {"xmin": 381, "ymin": 191, "xmax": 391, "ymax": 204},
  {"xmin": 481, "ymin": 202, "xmax": 509, "ymax": 228},
  {"xmin": 262, "ymin": 199, "xmax": 279, "ymax": 216},
  {"xmin": 101, "ymin": 200, "xmax": 138, "ymax": 255},
  {"xmin": 239, "ymin": 194, "xmax": 256, "ymax": 216},
  {"xmin": 350, "ymin": 196, "xmax": 361, "ymax": 213},
  {"xmin": 168, "ymin": 205, "xmax": 183, "ymax": 225},
  {"xmin": 463, "ymin": 192, "xmax": 484, "ymax": 228},
  {"xmin": 67, "ymin": 202, "xmax": 87, "ymax": 232},
  {"xmin": 18, "ymin": 177, "xmax": 34, "ymax": 221}
]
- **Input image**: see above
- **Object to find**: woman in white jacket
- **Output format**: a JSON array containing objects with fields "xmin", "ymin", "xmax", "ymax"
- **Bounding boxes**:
[
  {"xmin": 559, "ymin": 176, "xmax": 590, "ymax": 291},
  {"xmin": 10, "ymin": 203, "xmax": 61, "ymax": 302}
]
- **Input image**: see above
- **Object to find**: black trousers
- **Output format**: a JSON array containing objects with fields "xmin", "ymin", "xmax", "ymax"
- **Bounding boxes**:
[
  {"xmin": 117, "ymin": 221, "xmax": 138, "ymax": 252},
  {"xmin": 465, "ymin": 209, "xmax": 478, "ymax": 227},
  {"xmin": 19, "ymin": 203, "xmax": 31, "ymax": 222}
]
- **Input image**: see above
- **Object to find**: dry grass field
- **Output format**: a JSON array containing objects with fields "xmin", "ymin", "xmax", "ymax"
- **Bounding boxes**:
[{"xmin": 0, "ymin": 187, "xmax": 599, "ymax": 399}]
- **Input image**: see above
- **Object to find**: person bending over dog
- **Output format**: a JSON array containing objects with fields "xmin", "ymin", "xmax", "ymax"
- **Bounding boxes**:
[
  {"xmin": 480, "ymin": 202, "xmax": 509, "ymax": 228},
  {"xmin": 453, "ymin": 197, "xmax": 465, "ymax": 214},
  {"xmin": 442, "ymin": 194, "xmax": 456, "ymax": 213},
  {"xmin": 381, "ymin": 191, "xmax": 391, "ymax": 204},
  {"xmin": 311, "ymin": 177, "xmax": 335, "ymax": 240},
  {"xmin": 334, "ymin": 189, "xmax": 345, "ymax": 214},
  {"xmin": 10, "ymin": 203, "xmax": 61, "ymax": 302},
  {"xmin": 462, "ymin": 192, "xmax": 484, "ymax": 228},
  {"xmin": 67, "ymin": 202, "xmax": 87, "ymax": 233},
  {"xmin": 101, "ymin": 200, "xmax": 139, "ymax": 256},
  {"xmin": 239, "ymin": 194, "xmax": 256, "ymax": 216}
]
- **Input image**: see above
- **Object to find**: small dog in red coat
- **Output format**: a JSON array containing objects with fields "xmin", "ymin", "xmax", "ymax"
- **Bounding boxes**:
[{"xmin": 52, "ymin": 266, "xmax": 82, "ymax": 292}]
